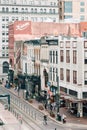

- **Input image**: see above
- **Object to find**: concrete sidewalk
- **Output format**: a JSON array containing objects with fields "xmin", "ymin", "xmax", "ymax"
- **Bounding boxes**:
[{"xmin": 9, "ymin": 88, "xmax": 87, "ymax": 127}]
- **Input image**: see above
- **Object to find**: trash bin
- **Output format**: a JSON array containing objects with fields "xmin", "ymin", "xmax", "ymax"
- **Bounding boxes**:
[{"xmin": 57, "ymin": 114, "xmax": 61, "ymax": 121}]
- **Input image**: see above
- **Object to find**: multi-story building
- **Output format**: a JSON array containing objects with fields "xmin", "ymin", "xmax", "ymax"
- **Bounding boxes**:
[
  {"xmin": 12, "ymin": 33, "xmax": 87, "ymax": 117},
  {"xmin": 59, "ymin": 0, "xmax": 87, "ymax": 22},
  {"xmin": 58, "ymin": 35, "xmax": 87, "ymax": 117},
  {"xmin": 0, "ymin": 0, "xmax": 58, "ymax": 80}
]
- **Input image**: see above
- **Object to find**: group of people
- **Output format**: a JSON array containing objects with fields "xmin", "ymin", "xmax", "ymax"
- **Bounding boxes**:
[
  {"xmin": 43, "ymin": 113, "xmax": 66, "ymax": 126},
  {"xmin": 57, "ymin": 112, "xmax": 66, "ymax": 123}
]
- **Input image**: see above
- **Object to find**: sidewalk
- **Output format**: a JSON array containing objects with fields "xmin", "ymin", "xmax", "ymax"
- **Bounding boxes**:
[{"xmin": 9, "ymin": 88, "xmax": 87, "ymax": 127}]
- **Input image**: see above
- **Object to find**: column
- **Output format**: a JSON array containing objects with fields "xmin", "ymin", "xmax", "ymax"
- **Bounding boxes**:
[{"xmin": 77, "ymin": 102, "xmax": 83, "ymax": 117}]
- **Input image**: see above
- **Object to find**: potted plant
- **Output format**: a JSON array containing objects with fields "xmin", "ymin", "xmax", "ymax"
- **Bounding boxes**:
[
  {"xmin": 38, "ymin": 104, "xmax": 44, "ymax": 110},
  {"xmin": 50, "ymin": 111, "xmax": 55, "ymax": 118},
  {"xmin": 28, "ymin": 99, "xmax": 33, "ymax": 103}
]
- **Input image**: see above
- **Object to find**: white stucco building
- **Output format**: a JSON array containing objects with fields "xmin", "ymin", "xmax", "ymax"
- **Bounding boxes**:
[{"xmin": 58, "ymin": 35, "xmax": 87, "ymax": 117}]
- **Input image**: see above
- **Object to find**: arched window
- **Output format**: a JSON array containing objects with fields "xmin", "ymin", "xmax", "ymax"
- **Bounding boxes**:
[
  {"xmin": 40, "ymin": 8, "xmax": 43, "ymax": 13},
  {"xmin": 6, "ymin": 7, "xmax": 9, "ymax": 12},
  {"xmin": 53, "ymin": 9, "xmax": 55, "ymax": 14},
  {"xmin": 44, "ymin": 9, "xmax": 46, "ymax": 13},
  {"xmin": 35, "ymin": 8, "xmax": 37, "ymax": 13},
  {"xmin": 3, "ymin": 62, "xmax": 9, "ymax": 73},
  {"xmin": 2, "ymin": 7, "xmax": 5, "ymax": 12},
  {"xmin": 49, "ymin": 9, "xmax": 52, "ymax": 13},
  {"xmin": 31, "ymin": 8, "xmax": 33, "ymax": 13}
]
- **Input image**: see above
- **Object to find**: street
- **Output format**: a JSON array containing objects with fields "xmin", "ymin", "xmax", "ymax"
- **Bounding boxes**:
[{"xmin": 0, "ymin": 86, "xmax": 87, "ymax": 130}]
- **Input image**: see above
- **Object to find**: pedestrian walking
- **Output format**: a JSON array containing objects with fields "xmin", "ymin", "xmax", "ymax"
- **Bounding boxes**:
[
  {"xmin": 43, "ymin": 114, "xmax": 47, "ymax": 125},
  {"xmin": 62, "ymin": 114, "xmax": 66, "ymax": 123},
  {"xmin": 50, "ymin": 104, "xmax": 53, "ymax": 111},
  {"xmin": 44, "ymin": 103, "xmax": 47, "ymax": 110}
]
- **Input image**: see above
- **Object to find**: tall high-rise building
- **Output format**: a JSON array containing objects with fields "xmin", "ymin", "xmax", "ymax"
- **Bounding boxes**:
[
  {"xmin": 59, "ymin": 0, "xmax": 87, "ymax": 22},
  {"xmin": 0, "ymin": 0, "xmax": 58, "ymax": 79}
]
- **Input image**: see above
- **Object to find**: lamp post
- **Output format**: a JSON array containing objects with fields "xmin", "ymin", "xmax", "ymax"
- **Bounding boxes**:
[
  {"xmin": 56, "ymin": 74, "xmax": 60, "ymax": 113},
  {"xmin": 8, "ymin": 65, "xmax": 14, "ymax": 86}
]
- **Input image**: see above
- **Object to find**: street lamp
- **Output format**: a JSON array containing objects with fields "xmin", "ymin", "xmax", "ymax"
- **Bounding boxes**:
[
  {"xmin": 8, "ymin": 65, "xmax": 14, "ymax": 84},
  {"xmin": 56, "ymin": 75, "xmax": 60, "ymax": 113}
]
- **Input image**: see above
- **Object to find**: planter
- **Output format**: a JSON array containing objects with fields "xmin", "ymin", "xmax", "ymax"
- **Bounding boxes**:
[
  {"xmin": 50, "ymin": 111, "xmax": 55, "ymax": 118},
  {"xmin": 38, "ymin": 104, "xmax": 44, "ymax": 110},
  {"xmin": 28, "ymin": 99, "xmax": 33, "ymax": 103}
]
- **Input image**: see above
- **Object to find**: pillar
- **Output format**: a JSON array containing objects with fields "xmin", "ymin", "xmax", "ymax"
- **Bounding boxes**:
[{"xmin": 77, "ymin": 102, "xmax": 83, "ymax": 117}]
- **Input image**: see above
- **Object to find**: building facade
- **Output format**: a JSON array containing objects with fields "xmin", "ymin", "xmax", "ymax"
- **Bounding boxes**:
[
  {"xmin": 0, "ymin": 0, "xmax": 58, "ymax": 79},
  {"xmin": 59, "ymin": 0, "xmax": 87, "ymax": 22},
  {"xmin": 58, "ymin": 35, "xmax": 87, "ymax": 117}
]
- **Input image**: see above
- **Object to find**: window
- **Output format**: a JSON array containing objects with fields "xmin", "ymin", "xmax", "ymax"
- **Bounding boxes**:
[
  {"xmin": 3, "ymin": 62, "xmax": 9, "ymax": 73},
  {"xmin": 72, "ymin": 41, "xmax": 77, "ymax": 48},
  {"xmin": 73, "ymin": 50, "xmax": 77, "ymax": 64},
  {"xmin": 66, "ymin": 50, "xmax": 70, "ymax": 63},
  {"xmin": 6, "ymin": 53, "xmax": 8, "ymax": 57},
  {"xmin": 25, "ymin": 8, "xmax": 28, "ymax": 12},
  {"xmin": 16, "ymin": 17, "xmax": 18, "ymax": 20},
  {"xmin": 6, "ymin": 17, "xmax": 9, "ymax": 21},
  {"xmin": 84, "ymin": 71, "xmax": 87, "ymax": 85},
  {"xmin": 40, "ymin": 8, "xmax": 43, "ymax": 13},
  {"xmin": 21, "ymin": 8, "xmax": 24, "ymax": 12},
  {"xmin": 21, "ymin": 17, "xmax": 24, "ymax": 20},
  {"xmin": 2, "ymin": 39, "xmax": 5, "ymax": 42},
  {"xmin": 53, "ymin": 51, "xmax": 55, "ymax": 63},
  {"xmin": 66, "ymin": 41, "xmax": 70, "ymax": 48},
  {"xmin": 64, "ymin": 2, "xmax": 72, "ymax": 13},
  {"xmin": 44, "ymin": 9, "xmax": 46, "ymax": 13},
  {"xmin": 80, "ymin": 15, "xmax": 85, "ymax": 21},
  {"xmin": 53, "ymin": 68, "xmax": 57, "ymax": 82},
  {"xmin": 49, "ymin": 9, "xmax": 52, "ymax": 13},
  {"xmin": 49, "ymin": 67, "xmax": 52, "ymax": 80},
  {"xmin": 84, "ymin": 41, "xmax": 87, "ymax": 48},
  {"xmin": 31, "ymin": 8, "xmax": 33, "ymax": 13},
  {"xmin": 80, "ymin": 2, "xmax": 84, "ymax": 6},
  {"xmin": 2, "ymin": 32, "xmax": 5, "ymax": 35},
  {"xmin": 60, "ymin": 68, "xmax": 64, "ymax": 80},
  {"xmin": 2, "ymin": 24, "xmax": 5, "ymax": 28},
  {"xmin": 6, "ymin": 7, "xmax": 9, "ymax": 12},
  {"xmin": 56, "ymin": 51, "xmax": 58, "ymax": 64},
  {"xmin": 2, "ymin": 53, "xmax": 5, "ymax": 57},
  {"xmin": 12, "ymin": 8, "xmax": 14, "ymax": 13},
  {"xmin": 84, "ymin": 51, "xmax": 87, "ymax": 64},
  {"xmin": 6, "ymin": 39, "xmax": 8, "ymax": 42},
  {"xmin": 16, "ymin": 8, "xmax": 18, "ymax": 13},
  {"xmin": 80, "ymin": 8, "xmax": 84, "ymax": 12},
  {"xmin": 2, "ymin": 17, "xmax": 5, "ymax": 21},
  {"xmin": 6, "ymin": 32, "xmax": 8, "ymax": 35},
  {"xmin": 60, "ymin": 42, "xmax": 64, "ymax": 48},
  {"xmin": 6, "ymin": 24, "xmax": 8, "ymax": 28},
  {"xmin": 73, "ymin": 71, "xmax": 77, "ymax": 84},
  {"xmin": 53, "ymin": 9, "xmax": 55, "ymax": 14},
  {"xmin": 49, "ymin": 51, "xmax": 52, "ymax": 63},
  {"xmin": 34, "ymin": 8, "xmax": 37, "ymax": 13},
  {"xmin": 66, "ymin": 69, "xmax": 70, "ymax": 82},
  {"xmin": 2, "ymin": 7, "xmax": 5, "ymax": 12},
  {"xmin": 2, "ymin": 46, "xmax": 5, "ymax": 50},
  {"xmin": 60, "ymin": 50, "xmax": 64, "ymax": 62},
  {"xmin": 56, "ymin": 68, "xmax": 58, "ymax": 82},
  {"xmin": 64, "ymin": 15, "xmax": 72, "ymax": 19}
]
